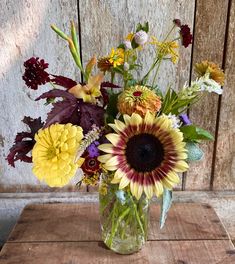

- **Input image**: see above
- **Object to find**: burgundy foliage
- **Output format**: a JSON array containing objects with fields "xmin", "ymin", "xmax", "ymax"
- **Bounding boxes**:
[
  {"xmin": 50, "ymin": 75, "xmax": 77, "ymax": 89},
  {"xmin": 7, "ymin": 117, "xmax": 44, "ymax": 167}
]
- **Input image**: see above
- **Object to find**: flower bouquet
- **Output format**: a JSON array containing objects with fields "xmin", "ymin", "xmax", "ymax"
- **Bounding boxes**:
[{"xmin": 7, "ymin": 19, "xmax": 224, "ymax": 254}]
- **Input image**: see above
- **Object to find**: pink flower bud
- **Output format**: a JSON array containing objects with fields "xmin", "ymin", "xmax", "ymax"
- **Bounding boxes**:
[
  {"xmin": 134, "ymin": 30, "xmax": 148, "ymax": 45},
  {"xmin": 123, "ymin": 40, "xmax": 132, "ymax": 50}
]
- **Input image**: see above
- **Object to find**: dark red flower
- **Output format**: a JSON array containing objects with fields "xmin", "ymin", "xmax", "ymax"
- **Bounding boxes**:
[
  {"xmin": 173, "ymin": 19, "xmax": 181, "ymax": 27},
  {"xmin": 81, "ymin": 154, "xmax": 100, "ymax": 175},
  {"xmin": 180, "ymin": 25, "xmax": 193, "ymax": 48},
  {"xmin": 22, "ymin": 57, "xmax": 50, "ymax": 90}
]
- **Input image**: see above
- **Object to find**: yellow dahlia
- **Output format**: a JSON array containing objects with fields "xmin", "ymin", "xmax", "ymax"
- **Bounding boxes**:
[
  {"xmin": 98, "ymin": 112, "xmax": 188, "ymax": 199},
  {"xmin": 117, "ymin": 85, "xmax": 161, "ymax": 117},
  {"xmin": 32, "ymin": 123, "xmax": 84, "ymax": 187},
  {"xmin": 195, "ymin": 60, "xmax": 225, "ymax": 85}
]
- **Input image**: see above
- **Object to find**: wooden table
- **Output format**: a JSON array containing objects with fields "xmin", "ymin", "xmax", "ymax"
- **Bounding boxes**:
[{"xmin": 0, "ymin": 203, "xmax": 234, "ymax": 264}]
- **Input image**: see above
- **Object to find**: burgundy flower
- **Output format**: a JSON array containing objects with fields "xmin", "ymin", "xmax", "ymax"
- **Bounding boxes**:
[
  {"xmin": 22, "ymin": 57, "xmax": 50, "ymax": 90},
  {"xmin": 173, "ymin": 19, "xmax": 181, "ymax": 27},
  {"xmin": 180, "ymin": 25, "xmax": 193, "ymax": 48},
  {"xmin": 81, "ymin": 154, "xmax": 100, "ymax": 175}
]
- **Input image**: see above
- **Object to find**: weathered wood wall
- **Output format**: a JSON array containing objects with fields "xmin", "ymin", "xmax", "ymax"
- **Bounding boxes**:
[{"xmin": 0, "ymin": 0, "xmax": 234, "ymax": 192}]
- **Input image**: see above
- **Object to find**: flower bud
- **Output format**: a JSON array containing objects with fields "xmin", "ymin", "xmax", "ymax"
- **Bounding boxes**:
[
  {"xmin": 123, "ymin": 40, "xmax": 132, "ymax": 50},
  {"xmin": 134, "ymin": 30, "xmax": 148, "ymax": 45}
]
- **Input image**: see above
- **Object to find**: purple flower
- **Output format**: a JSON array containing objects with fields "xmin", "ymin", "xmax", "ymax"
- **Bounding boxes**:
[
  {"xmin": 87, "ymin": 142, "xmax": 99, "ymax": 158},
  {"xmin": 179, "ymin": 114, "xmax": 192, "ymax": 126}
]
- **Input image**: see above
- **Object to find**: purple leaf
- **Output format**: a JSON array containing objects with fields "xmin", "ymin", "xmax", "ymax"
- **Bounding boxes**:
[
  {"xmin": 101, "ymin": 82, "xmax": 120, "ymax": 89},
  {"xmin": 50, "ymin": 75, "xmax": 77, "ymax": 89},
  {"xmin": 79, "ymin": 102, "xmax": 105, "ymax": 133},
  {"xmin": 44, "ymin": 99, "xmax": 79, "ymax": 128},
  {"xmin": 35, "ymin": 89, "xmax": 76, "ymax": 102},
  {"xmin": 7, "ymin": 117, "xmax": 43, "ymax": 167}
]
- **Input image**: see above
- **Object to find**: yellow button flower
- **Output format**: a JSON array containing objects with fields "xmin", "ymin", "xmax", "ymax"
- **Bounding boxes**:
[
  {"xmin": 32, "ymin": 123, "xmax": 84, "ymax": 187},
  {"xmin": 109, "ymin": 48, "xmax": 125, "ymax": 67}
]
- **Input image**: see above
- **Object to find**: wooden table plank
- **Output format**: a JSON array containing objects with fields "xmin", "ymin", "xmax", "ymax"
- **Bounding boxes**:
[
  {"xmin": 0, "ymin": 240, "xmax": 234, "ymax": 264},
  {"xmin": 7, "ymin": 203, "xmax": 228, "ymax": 243}
]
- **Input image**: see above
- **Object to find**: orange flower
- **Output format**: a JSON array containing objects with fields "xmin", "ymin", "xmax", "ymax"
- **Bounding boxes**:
[
  {"xmin": 195, "ymin": 61, "xmax": 225, "ymax": 85},
  {"xmin": 117, "ymin": 85, "xmax": 161, "ymax": 117}
]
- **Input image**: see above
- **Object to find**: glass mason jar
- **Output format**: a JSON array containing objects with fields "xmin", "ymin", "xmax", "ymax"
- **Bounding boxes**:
[{"xmin": 99, "ymin": 175, "xmax": 150, "ymax": 254}]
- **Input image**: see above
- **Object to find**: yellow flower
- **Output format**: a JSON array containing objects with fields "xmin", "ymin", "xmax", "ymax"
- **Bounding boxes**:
[
  {"xmin": 69, "ymin": 73, "xmax": 103, "ymax": 103},
  {"xmin": 98, "ymin": 112, "xmax": 188, "ymax": 199},
  {"xmin": 195, "ymin": 60, "xmax": 225, "ymax": 85},
  {"xmin": 125, "ymin": 33, "xmax": 134, "ymax": 41},
  {"xmin": 109, "ymin": 48, "xmax": 125, "ymax": 67},
  {"xmin": 117, "ymin": 85, "xmax": 161, "ymax": 117},
  {"xmin": 151, "ymin": 37, "xmax": 179, "ymax": 63},
  {"xmin": 32, "ymin": 123, "xmax": 84, "ymax": 187}
]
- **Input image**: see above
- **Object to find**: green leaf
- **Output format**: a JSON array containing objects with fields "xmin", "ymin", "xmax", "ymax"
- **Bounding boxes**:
[
  {"xmin": 160, "ymin": 188, "xmax": 172, "ymax": 229},
  {"xmin": 136, "ymin": 23, "xmax": 142, "ymax": 32},
  {"xmin": 131, "ymin": 38, "xmax": 139, "ymax": 49},
  {"xmin": 142, "ymin": 22, "xmax": 149, "ymax": 33},
  {"xmin": 118, "ymin": 43, "xmax": 126, "ymax": 49},
  {"xmin": 105, "ymin": 93, "xmax": 119, "ymax": 123},
  {"xmin": 180, "ymin": 125, "xmax": 214, "ymax": 141},
  {"xmin": 186, "ymin": 142, "xmax": 204, "ymax": 161}
]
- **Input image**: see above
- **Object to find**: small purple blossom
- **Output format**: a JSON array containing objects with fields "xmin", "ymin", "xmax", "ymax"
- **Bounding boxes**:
[
  {"xmin": 179, "ymin": 114, "xmax": 192, "ymax": 126},
  {"xmin": 87, "ymin": 142, "xmax": 99, "ymax": 158}
]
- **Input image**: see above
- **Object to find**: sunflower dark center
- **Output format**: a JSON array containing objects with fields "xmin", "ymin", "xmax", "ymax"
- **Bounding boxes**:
[{"xmin": 125, "ymin": 133, "xmax": 164, "ymax": 172}]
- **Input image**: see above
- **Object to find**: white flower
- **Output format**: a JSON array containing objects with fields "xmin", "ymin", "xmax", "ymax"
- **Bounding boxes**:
[
  {"xmin": 134, "ymin": 30, "xmax": 148, "ymax": 45},
  {"xmin": 196, "ymin": 73, "xmax": 223, "ymax": 95},
  {"xmin": 167, "ymin": 113, "xmax": 182, "ymax": 129},
  {"xmin": 123, "ymin": 40, "xmax": 132, "ymax": 50}
]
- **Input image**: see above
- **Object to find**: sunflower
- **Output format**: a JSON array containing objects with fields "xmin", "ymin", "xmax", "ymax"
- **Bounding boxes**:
[
  {"xmin": 117, "ymin": 85, "xmax": 161, "ymax": 117},
  {"xmin": 32, "ymin": 123, "xmax": 84, "ymax": 187},
  {"xmin": 195, "ymin": 60, "xmax": 225, "ymax": 85},
  {"xmin": 98, "ymin": 112, "xmax": 188, "ymax": 199}
]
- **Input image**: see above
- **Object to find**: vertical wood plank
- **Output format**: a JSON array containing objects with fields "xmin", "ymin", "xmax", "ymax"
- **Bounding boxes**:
[
  {"xmin": 79, "ymin": 0, "xmax": 195, "ymax": 190},
  {"xmin": 213, "ymin": 0, "xmax": 235, "ymax": 190},
  {"xmin": 185, "ymin": 0, "xmax": 229, "ymax": 190},
  {"xmin": 0, "ymin": 0, "xmax": 79, "ymax": 191},
  {"xmin": 79, "ymin": 0, "xmax": 194, "ymax": 92}
]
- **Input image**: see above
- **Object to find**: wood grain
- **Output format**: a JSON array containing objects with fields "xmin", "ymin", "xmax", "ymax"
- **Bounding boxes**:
[
  {"xmin": 0, "ymin": 240, "xmax": 234, "ymax": 264},
  {"xmin": 0, "ymin": 0, "xmax": 80, "ymax": 190},
  {"xmin": 185, "ymin": 0, "xmax": 229, "ymax": 190},
  {"xmin": 7, "ymin": 203, "xmax": 227, "ymax": 242},
  {"xmin": 213, "ymin": 0, "xmax": 235, "ymax": 190}
]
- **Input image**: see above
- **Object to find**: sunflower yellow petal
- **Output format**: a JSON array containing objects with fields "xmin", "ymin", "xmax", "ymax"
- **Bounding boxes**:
[
  {"xmin": 167, "ymin": 171, "xmax": 180, "ymax": 184},
  {"xmin": 103, "ymin": 164, "xmax": 118, "ymax": 171},
  {"xmin": 108, "ymin": 123, "xmax": 120, "ymax": 134},
  {"xmin": 162, "ymin": 177, "xmax": 174, "ymax": 190},
  {"xmin": 123, "ymin": 114, "xmax": 131, "ymax": 125},
  {"xmin": 114, "ymin": 120, "xmax": 126, "ymax": 132},
  {"xmin": 144, "ymin": 185, "xmax": 154, "ymax": 199},
  {"xmin": 144, "ymin": 111, "xmax": 155, "ymax": 125},
  {"xmin": 174, "ymin": 161, "xmax": 189, "ymax": 172},
  {"xmin": 97, "ymin": 154, "xmax": 113, "ymax": 163},
  {"xmin": 154, "ymin": 181, "xmax": 164, "ymax": 197},
  {"xmin": 130, "ymin": 113, "xmax": 142, "ymax": 126},
  {"xmin": 98, "ymin": 144, "xmax": 114, "ymax": 154},
  {"xmin": 113, "ymin": 168, "xmax": 126, "ymax": 180},
  {"xmin": 106, "ymin": 133, "xmax": 121, "ymax": 146},
  {"xmin": 119, "ymin": 176, "xmax": 130, "ymax": 189},
  {"xmin": 105, "ymin": 155, "xmax": 119, "ymax": 167}
]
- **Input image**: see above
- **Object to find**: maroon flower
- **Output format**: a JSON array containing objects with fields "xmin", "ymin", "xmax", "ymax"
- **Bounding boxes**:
[
  {"xmin": 173, "ymin": 19, "xmax": 181, "ymax": 27},
  {"xmin": 22, "ymin": 57, "xmax": 50, "ymax": 90},
  {"xmin": 180, "ymin": 25, "xmax": 193, "ymax": 48},
  {"xmin": 81, "ymin": 154, "xmax": 101, "ymax": 175}
]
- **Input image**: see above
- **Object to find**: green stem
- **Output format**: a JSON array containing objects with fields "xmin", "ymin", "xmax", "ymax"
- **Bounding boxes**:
[
  {"xmin": 127, "ymin": 193, "xmax": 145, "ymax": 236},
  {"xmin": 151, "ymin": 58, "xmax": 162, "ymax": 87},
  {"xmin": 106, "ymin": 206, "xmax": 130, "ymax": 248}
]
